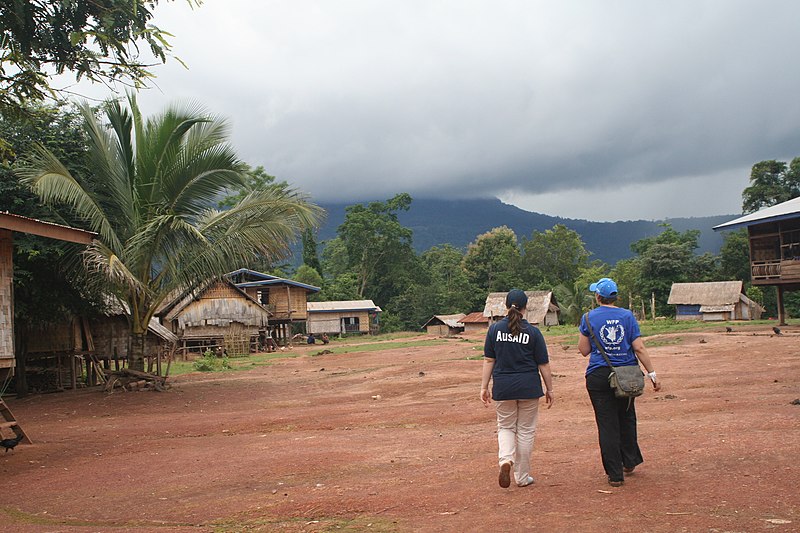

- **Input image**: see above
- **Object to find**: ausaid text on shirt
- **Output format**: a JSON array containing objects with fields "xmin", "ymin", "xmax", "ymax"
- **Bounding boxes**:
[{"xmin": 495, "ymin": 331, "xmax": 530, "ymax": 344}]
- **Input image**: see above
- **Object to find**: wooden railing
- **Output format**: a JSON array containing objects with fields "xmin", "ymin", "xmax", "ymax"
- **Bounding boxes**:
[{"xmin": 752, "ymin": 260, "xmax": 781, "ymax": 280}]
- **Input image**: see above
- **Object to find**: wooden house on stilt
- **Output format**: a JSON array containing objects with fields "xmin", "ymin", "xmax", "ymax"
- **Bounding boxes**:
[{"xmin": 714, "ymin": 196, "xmax": 800, "ymax": 325}]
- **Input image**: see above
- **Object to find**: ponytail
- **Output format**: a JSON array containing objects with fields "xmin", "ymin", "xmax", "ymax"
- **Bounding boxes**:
[{"xmin": 507, "ymin": 306, "xmax": 524, "ymax": 336}]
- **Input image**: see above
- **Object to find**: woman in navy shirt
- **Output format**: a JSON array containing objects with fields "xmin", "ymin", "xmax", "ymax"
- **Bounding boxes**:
[
  {"xmin": 481, "ymin": 289, "xmax": 554, "ymax": 488},
  {"xmin": 578, "ymin": 278, "xmax": 661, "ymax": 487}
]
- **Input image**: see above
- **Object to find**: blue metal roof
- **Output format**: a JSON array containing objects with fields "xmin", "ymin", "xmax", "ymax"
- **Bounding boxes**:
[
  {"xmin": 226, "ymin": 268, "xmax": 281, "ymax": 281},
  {"xmin": 236, "ymin": 278, "xmax": 321, "ymax": 292}
]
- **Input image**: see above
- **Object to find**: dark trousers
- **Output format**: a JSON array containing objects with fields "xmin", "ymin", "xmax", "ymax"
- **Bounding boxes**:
[{"xmin": 586, "ymin": 367, "xmax": 643, "ymax": 482}]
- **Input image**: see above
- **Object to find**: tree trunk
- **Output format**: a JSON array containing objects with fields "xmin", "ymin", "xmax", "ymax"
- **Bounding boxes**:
[{"xmin": 129, "ymin": 332, "xmax": 146, "ymax": 372}]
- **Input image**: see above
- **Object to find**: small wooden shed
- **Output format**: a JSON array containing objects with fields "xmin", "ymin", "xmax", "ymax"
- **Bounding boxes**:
[
  {"xmin": 460, "ymin": 311, "xmax": 490, "ymax": 334},
  {"xmin": 483, "ymin": 291, "xmax": 561, "ymax": 326},
  {"xmin": 423, "ymin": 314, "xmax": 466, "ymax": 336},
  {"xmin": 307, "ymin": 300, "xmax": 381, "ymax": 335},
  {"xmin": 160, "ymin": 279, "xmax": 271, "ymax": 354},
  {"xmin": 667, "ymin": 281, "xmax": 765, "ymax": 321}
]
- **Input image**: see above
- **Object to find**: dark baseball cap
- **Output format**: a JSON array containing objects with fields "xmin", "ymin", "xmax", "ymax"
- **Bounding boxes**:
[{"xmin": 506, "ymin": 289, "xmax": 528, "ymax": 309}]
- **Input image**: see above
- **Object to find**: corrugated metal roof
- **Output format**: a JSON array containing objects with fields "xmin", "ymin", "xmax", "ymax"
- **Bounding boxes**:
[
  {"xmin": 713, "ymin": 196, "xmax": 800, "ymax": 231},
  {"xmin": 667, "ymin": 281, "xmax": 743, "ymax": 306},
  {"xmin": 461, "ymin": 311, "xmax": 489, "ymax": 324},
  {"xmin": 307, "ymin": 300, "xmax": 380, "ymax": 313}
]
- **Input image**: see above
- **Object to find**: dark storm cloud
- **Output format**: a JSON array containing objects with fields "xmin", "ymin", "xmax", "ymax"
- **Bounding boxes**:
[{"xmin": 128, "ymin": 0, "xmax": 800, "ymax": 220}]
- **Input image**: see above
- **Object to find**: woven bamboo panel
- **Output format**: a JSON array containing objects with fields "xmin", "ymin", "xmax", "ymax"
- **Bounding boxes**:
[{"xmin": 0, "ymin": 231, "xmax": 13, "ymax": 361}]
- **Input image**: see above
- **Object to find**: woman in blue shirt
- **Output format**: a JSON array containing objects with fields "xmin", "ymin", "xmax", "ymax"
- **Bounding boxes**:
[
  {"xmin": 578, "ymin": 278, "xmax": 661, "ymax": 487},
  {"xmin": 481, "ymin": 289, "xmax": 554, "ymax": 488}
]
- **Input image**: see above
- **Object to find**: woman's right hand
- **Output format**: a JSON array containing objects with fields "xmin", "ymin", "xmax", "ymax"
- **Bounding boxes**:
[{"xmin": 480, "ymin": 388, "xmax": 492, "ymax": 407}]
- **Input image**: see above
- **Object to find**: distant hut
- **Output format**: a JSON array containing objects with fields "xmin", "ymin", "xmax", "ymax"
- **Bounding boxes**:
[
  {"xmin": 667, "ymin": 281, "xmax": 765, "ymax": 321},
  {"xmin": 228, "ymin": 268, "xmax": 320, "ymax": 345},
  {"xmin": 460, "ymin": 311, "xmax": 490, "ymax": 334},
  {"xmin": 307, "ymin": 300, "xmax": 381, "ymax": 335},
  {"xmin": 714, "ymin": 196, "xmax": 800, "ymax": 325},
  {"xmin": 423, "ymin": 314, "xmax": 466, "ymax": 336},
  {"xmin": 159, "ymin": 279, "xmax": 271, "ymax": 355},
  {"xmin": 483, "ymin": 291, "xmax": 560, "ymax": 326}
]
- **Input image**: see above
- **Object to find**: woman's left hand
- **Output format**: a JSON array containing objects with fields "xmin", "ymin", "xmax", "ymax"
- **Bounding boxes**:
[{"xmin": 545, "ymin": 390, "xmax": 555, "ymax": 409}]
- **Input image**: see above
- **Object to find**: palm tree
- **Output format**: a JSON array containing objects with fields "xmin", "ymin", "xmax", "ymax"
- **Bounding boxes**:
[
  {"xmin": 18, "ymin": 95, "xmax": 322, "ymax": 370},
  {"xmin": 554, "ymin": 281, "xmax": 593, "ymax": 326}
]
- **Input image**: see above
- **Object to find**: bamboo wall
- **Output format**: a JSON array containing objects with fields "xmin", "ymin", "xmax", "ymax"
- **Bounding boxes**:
[
  {"xmin": 268, "ymin": 286, "xmax": 309, "ymax": 320},
  {"xmin": 0, "ymin": 230, "xmax": 13, "ymax": 368}
]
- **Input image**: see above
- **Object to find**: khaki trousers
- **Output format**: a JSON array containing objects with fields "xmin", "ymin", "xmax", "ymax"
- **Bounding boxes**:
[{"xmin": 495, "ymin": 398, "xmax": 540, "ymax": 484}]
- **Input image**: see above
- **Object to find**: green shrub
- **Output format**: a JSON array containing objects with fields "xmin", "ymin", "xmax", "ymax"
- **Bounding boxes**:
[{"xmin": 192, "ymin": 350, "xmax": 232, "ymax": 372}]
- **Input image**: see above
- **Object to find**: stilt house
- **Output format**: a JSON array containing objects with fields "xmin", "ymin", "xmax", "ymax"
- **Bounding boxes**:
[
  {"xmin": 159, "ymin": 278, "xmax": 271, "ymax": 354},
  {"xmin": 714, "ymin": 196, "xmax": 800, "ymax": 324},
  {"xmin": 228, "ymin": 268, "xmax": 320, "ymax": 345}
]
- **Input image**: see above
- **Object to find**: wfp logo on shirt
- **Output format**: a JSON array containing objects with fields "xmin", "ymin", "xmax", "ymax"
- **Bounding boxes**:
[
  {"xmin": 599, "ymin": 320, "xmax": 625, "ymax": 350},
  {"xmin": 496, "ymin": 331, "xmax": 530, "ymax": 344}
]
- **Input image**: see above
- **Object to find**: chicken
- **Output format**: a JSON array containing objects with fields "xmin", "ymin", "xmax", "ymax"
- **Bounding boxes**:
[
  {"xmin": 773, "ymin": 326, "xmax": 782, "ymax": 335},
  {"xmin": 0, "ymin": 434, "xmax": 23, "ymax": 453},
  {"xmin": 725, "ymin": 326, "xmax": 732, "ymax": 333}
]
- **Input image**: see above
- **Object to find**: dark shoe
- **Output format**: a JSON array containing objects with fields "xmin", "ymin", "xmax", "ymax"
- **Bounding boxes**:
[
  {"xmin": 608, "ymin": 477, "xmax": 624, "ymax": 487},
  {"xmin": 623, "ymin": 465, "xmax": 636, "ymax": 474},
  {"xmin": 499, "ymin": 462, "xmax": 512, "ymax": 488}
]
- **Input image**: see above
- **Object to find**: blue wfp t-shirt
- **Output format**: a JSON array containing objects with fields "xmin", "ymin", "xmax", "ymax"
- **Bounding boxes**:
[
  {"xmin": 579, "ymin": 306, "xmax": 641, "ymax": 375},
  {"xmin": 484, "ymin": 318, "xmax": 549, "ymax": 400}
]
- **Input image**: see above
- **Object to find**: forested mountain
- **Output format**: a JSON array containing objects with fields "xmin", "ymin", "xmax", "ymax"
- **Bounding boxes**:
[{"xmin": 317, "ymin": 198, "xmax": 736, "ymax": 265}]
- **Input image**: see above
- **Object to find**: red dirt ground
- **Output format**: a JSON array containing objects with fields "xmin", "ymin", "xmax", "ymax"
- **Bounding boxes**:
[{"xmin": 1, "ymin": 324, "xmax": 798, "ymax": 532}]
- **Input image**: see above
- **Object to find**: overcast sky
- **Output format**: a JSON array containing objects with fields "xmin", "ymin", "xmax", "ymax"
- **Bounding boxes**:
[{"xmin": 70, "ymin": 0, "xmax": 800, "ymax": 222}]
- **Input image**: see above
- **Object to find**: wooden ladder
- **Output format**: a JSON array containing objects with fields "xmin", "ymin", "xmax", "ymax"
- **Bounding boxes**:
[{"xmin": 0, "ymin": 398, "xmax": 32, "ymax": 444}]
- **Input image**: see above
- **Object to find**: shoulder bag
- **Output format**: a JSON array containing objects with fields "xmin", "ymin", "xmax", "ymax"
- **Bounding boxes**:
[{"xmin": 583, "ymin": 312, "xmax": 644, "ymax": 398}]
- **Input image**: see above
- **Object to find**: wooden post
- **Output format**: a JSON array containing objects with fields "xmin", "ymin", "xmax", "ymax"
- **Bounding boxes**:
[
  {"xmin": 651, "ymin": 292, "xmax": 656, "ymax": 322},
  {"xmin": 776, "ymin": 285, "xmax": 786, "ymax": 326},
  {"xmin": 640, "ymin": 298, "xmax": 646, "ymax": 320}
]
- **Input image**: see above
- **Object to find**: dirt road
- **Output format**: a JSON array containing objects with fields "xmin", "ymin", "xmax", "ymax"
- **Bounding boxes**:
[{"xmin": 1, "ymin": 325, "xmax": 798, "ymax": 532}]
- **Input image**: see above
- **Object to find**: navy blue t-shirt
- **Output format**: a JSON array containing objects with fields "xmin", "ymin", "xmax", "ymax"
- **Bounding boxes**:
[
  {"xmin": 579, "ymin": 306, "xmax": 641, "ymax": 375},
  {"xmin": 484, "ymin": 318, "xmax": 549, "ymax": 400}
]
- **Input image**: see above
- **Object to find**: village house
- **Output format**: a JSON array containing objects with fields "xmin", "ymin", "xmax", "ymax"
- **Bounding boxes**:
[
  {"xmin": 714, "ymin": 196, "xmax": 800, "ymax": 324},
  {"xmin": 483, "ymin": 291, "xmax": 561, "ymax": 326},
  {"xmin": 307, "ymin": 300, "xmax": 381, "ymax": 335},
  {"xmin": 158, "ymin": 278, "xmax": 271, "ymax": 355},
  {"xmin": 460, "ymin": 311, "xmax": 490, "ymax": 334},
  {"xmin": 228, "ymin": 268, "xmax": 320, "ymax": 345},
  {"xmin": 422, "ymin": 314, "xmax": 466, "ymax": 336},
  {"xmin": 667, "ymin": 281, "xmax": 765, "ymax": 321}
]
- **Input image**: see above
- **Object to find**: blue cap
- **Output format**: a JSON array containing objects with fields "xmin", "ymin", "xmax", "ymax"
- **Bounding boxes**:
[
  {"xmin": 589, "ymin": 278, "xmax": 618, "ymax": 298},
  {"xmin": 505, "ymin": 289, "xmax": 528, "ymax": 309}
]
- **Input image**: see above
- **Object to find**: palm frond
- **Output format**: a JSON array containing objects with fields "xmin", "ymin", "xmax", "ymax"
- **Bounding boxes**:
[{"xmin": 16, "ymin": 144, "xmax": 123, "ymax": 252}]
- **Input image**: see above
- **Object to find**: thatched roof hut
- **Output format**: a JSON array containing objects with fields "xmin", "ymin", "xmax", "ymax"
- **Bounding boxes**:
[
  {"xmin": 667, "ymin": 281, "xmax": 765, "ymax": 321},
  {"xmin": 160, "ymin": 279, "xmax": 271, "ymax": 352},
  {"xmin": 483, "ymin": 291, "xmax": 560, "ymax": 326},
  {"xmin": 422, "ymin": 313, "xmax": 466, "ymax": 336}
]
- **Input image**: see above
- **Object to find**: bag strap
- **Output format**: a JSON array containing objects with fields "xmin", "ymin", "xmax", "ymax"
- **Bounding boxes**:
[{"xmin": 583, "ymin": 311, "xmax": 615, "ymax": 368}]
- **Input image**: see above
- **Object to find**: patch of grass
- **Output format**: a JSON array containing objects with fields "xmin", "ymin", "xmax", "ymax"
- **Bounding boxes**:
[
  {"xmin": 310, "ymin": 338, "xmax": 447, "ymax": 356},
  {"xmin": 168, "ymin": 350, "xmax": 299, "ymax": 377}
]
